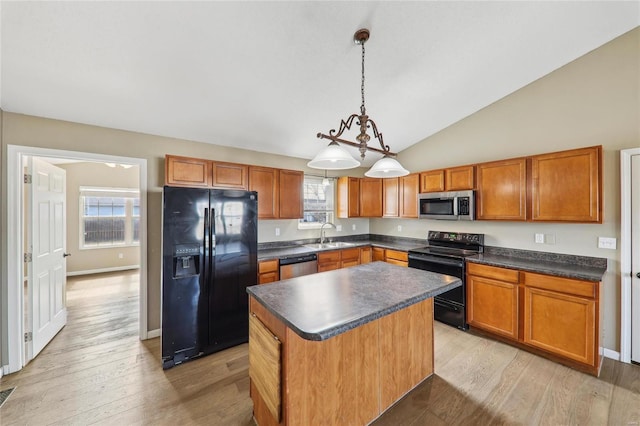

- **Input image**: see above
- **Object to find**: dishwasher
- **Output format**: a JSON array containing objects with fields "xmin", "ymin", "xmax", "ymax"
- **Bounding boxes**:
[{"xmin": 279, "ymin": 253, "xmax": 318, "ymax": 280}]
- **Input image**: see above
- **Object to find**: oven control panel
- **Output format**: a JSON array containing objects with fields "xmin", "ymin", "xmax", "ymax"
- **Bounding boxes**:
[{"xmin": 427, "ymin": 231, "xmax": 484, "ymax": 245}]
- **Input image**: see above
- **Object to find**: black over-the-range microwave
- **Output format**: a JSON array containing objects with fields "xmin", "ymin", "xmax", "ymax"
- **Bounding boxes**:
[{"xmin": 418, "ymin": 190, "xmax": 475, "ymax": 220}]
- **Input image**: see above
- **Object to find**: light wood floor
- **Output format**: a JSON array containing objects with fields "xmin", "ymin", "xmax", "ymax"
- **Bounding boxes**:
[{"xmin": 1, "ymin": 271, "xmax": 639, "ymax": 425}]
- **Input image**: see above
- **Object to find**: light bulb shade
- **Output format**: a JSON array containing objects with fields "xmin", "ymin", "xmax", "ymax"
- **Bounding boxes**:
[
  {"xmin": 364, "ymin": 156, "xmax": 409, "ymax": 178},
  {"xmin": 308, "ymin": 141, "xmax": 360, "ymax": 170}
]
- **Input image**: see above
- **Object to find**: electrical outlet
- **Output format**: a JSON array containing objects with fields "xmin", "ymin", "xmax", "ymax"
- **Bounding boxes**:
[
  {"xmin": 118, "ymin": 253, "xmax": 124, "ymax": 259},
  {"xmin": 275, "ymin": 227, "xmax": 280, "ymax": 236},
  {"xmin": 598, "ymin": 237, "xmax": 616, "ymax": 250},
  {"xmin": 336, "ymin": 225, "xmax": 342, "ymax": 232},
  {"xmin": 535, "ymin": 233, "xmax": 544, "ymax": 244},
  {"xmin": 352, "ymin": 224, "xmax": 356, "ymax": 231},
  {"xmin": 397, "ymin": 225, "xmax": 402, "ymax": 232}
]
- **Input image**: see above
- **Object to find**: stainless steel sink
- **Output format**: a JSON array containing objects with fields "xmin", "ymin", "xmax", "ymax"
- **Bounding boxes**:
[{"xmin": 303, "ymin": 242, "xmax": 356, "ymax": 250}]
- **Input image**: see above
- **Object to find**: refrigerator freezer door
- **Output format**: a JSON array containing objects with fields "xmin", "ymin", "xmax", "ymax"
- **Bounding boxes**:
[{"xmin": 161, "ymin": 187, "xmax": 209, "ymax": 368}]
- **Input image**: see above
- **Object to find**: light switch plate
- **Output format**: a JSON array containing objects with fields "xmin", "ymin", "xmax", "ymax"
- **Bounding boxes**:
[
  {"xmin": 336, "ymin": 225, "xmax": 342, "ymax": 232},
  {"xmin": 397, "ymin": 225, "xmax": 402, "ymax": 232},
  {"xmin": 275, "ymin": 227, "xmax": 280, "ymax": 236},
  {"xmin": 535, "ymin": 233, "xmax": 544, "ymax": 244},
  {"xmin": 598, "ymin": 237, "xmax": 616, "ymax": 249}
]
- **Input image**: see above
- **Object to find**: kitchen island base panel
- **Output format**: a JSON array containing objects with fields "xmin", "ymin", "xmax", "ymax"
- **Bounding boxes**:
[{"xmin": 249, "ymin": 297, "xmax": 435, "ymax": 425}]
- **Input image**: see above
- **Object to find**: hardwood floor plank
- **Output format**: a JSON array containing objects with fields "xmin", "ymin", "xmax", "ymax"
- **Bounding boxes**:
[{"xmin": 1, "ymin": 271, "xmax": 639, "ymax": 426}]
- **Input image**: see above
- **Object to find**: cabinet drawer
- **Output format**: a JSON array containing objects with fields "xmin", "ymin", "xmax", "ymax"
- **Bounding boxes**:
[
  {"xmin": 467, "ymin": 263, "xmax": 520, "ymax": 283},
  {"xmin": 318, "ymin": 261, "xmax": 340, "ymax": 272},
  {"xmin": 523, "ymin": 272, "xmax": 596, "ymax": 299},
  {"xmin": 385, "ymin": 249, "xmax": 408, "ymax": 263},
  {"xmin": 259, "ymin": 259, "xmax": 279, "ymax": 274},
  {"xmin": 340, "ymin": 247, "xmax": 360, "ymax": 262},
  {"xmin": 318, "ymin": 250, "xmax": 341, "ymax": 263}
]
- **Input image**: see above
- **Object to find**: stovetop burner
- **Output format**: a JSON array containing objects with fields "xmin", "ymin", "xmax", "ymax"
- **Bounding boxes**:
[{"xmin": 409, "ymin": 230, "xmax": 485, "ymax": 258}]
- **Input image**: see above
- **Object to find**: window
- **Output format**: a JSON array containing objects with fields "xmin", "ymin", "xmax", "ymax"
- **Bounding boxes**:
[
  {"xmin": 80, "ymin": 187, "xmax": 140, "ymax": 249},
  {"xmin": 298, "ymin": 175, "xmax": 335, "ymax": 229}
]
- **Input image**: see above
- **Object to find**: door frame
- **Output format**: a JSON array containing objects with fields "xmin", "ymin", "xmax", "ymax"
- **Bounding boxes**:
[
  {"xmin": 5, "ymin": 144, "xmax": 148, "ymax": 374},
  {"xmin": 620, "ymin": 147, "xmax": 640, "ymax": 364}
]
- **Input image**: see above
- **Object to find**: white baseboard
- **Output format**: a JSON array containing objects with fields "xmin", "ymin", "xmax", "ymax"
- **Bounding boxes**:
[
  {"xmin": 146, "ymin": 329, "xmax": 161, "ymax": 339},
  {"xmin": 67, "ymin": 265, "xmax": 140, "ymax": 276},
  {"xmin": 603, "ymin": 348, "xmax": 621, "ymax": 361}
]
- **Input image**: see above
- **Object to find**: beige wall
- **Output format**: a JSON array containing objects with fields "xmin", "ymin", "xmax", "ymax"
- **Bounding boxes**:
[
  {"xmin": 373, "ymin": 27, "xmax": 640, "ymax": 351},
  {"xmin": 59, "ymin": 162, "xmax": 141, "ymax": 274},
  {"xmin": 0, "ymin": 112, "xmax": 369, "ymax": 334},
  {"xmin": 1, "ymin": 28, "xmax": 637, "ymax": 356}
]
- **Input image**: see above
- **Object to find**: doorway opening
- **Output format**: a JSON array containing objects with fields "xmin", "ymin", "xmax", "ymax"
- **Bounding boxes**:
[{"xmin": 6, "ymin": 145, "xmax": 148, "ymax": 374}]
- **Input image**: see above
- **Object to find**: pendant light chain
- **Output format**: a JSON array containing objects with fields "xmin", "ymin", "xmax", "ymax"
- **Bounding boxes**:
[{"xmin": 360, "ymin": 41, "xmax": 366, "ymax": 116}]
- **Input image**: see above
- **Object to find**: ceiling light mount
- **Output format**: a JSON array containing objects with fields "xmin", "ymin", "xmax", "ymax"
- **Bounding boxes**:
[{"xmin": 309, "ymin": 29, "xmax": 408, "ymax": 177}]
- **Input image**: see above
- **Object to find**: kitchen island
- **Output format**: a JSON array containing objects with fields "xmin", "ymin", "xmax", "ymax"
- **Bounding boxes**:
[{"xmin": 246, "ymin": 261, "xmax": 461, "ymax": 426}]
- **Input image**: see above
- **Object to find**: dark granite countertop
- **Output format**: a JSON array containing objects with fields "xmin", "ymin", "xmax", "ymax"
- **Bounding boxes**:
[
  {"xmin": 247, "ymin": 261, "xmax": 460, "ymax": 341},
  {"xmin": 466, "ymin": 246, "xmax": 607, "ymax": 282},
  {"xmin": 257, "ymin": 238, "xmax": 426, "ymax": 261}
]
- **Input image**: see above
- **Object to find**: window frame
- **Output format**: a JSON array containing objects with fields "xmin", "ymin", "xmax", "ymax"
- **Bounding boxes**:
[
  {"xmin": 298, "ymin": 175, "xmax": 336, "ymax": 230},
  {"xmin": 78, "ymin": 186, "xmax": 141, "ymax": 250}
]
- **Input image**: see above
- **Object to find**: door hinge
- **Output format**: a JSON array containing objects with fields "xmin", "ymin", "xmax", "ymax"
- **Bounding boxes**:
[
  {"xmin": 24, "ymin": 332, "xmax": 33, "ymax": 343},
  {"xmin": 24, "ymin": 253, "xmax": 32, "ymax": 263},
  {"xmin": 24, "ymin": 174, "xmax": 32, "ymax": 184}
]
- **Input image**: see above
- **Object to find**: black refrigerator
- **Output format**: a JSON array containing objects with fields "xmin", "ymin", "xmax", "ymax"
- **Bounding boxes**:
[{"xmin": 161, "ymin": 186, "xmax": 258, "ymax": 369}]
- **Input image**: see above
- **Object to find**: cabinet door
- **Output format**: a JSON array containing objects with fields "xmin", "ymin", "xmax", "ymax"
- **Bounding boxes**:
[
  {"xmin": 337, "ymin": 177, "xmax": 360, "ymax": 218},
  {"xmin": 372, "ymin": 247, "xmax": 385, "ymax": 262},
  {"xmin": 419, "ymin": 170, "xmax": 445, "ymax": 193},
  {"xmin": 360, "ymin": 247, "xmax": 372, "ymax": 264},
  {"xmin": 523, "ymin": 286, "xmax": 595, "ymax": 365},
  {"xmin": 445, "ymin": 166, "xmax": 475, "ymax": 190},
  {"xmin": 360, "ymin": 178, "xmax": 382, "ymax": 217},
  {"xmin": 212, "ymin": 161, "xmax": 248, "ymax": 189},
  {"xmin": 476, "ymin": 158, "xmax": 527, "ymax": 220},
  {"xmin": 258, "ymin": 259, "xmax": 279, "ymax": 284},
  {"xmin": 318, "ymin": 250, "xmax": 341, "ymax": 272},
  {"xmin": 165, "ymin": 155, "xmax": 212, "ymax": 187},
  {"xmin": 530, "ymin": 146, "xmax": 602, "ymax": 223},
  {"xmin": 383, "ymin": 178, "xmax": 399, "ymax": 217},
  {"xmin": 340, "ymin": 248, "xmax": 360, "ymax": 268},
  {"xmin": 278, "ymin": 169, "xmax": 303, "ymax": 219},
  {"xmin": 467, "ymin": 274, "xmax": 519, "ymax": 340},
  {"xmin": 249, "ymin": 166, "xmax": 279, "ymax": 219},
  {"xmin": 399, "ymin": 173, "xmax": 419, "ymax": 218}
]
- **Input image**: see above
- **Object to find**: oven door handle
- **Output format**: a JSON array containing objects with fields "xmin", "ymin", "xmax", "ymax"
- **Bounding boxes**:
[
  {"xmin": 434, "ymin": 299, "xmax": 461, "ymax": 311},
  {"xmin": 408, "ymin": 254, "xmax": 464, "ymax": 268}
]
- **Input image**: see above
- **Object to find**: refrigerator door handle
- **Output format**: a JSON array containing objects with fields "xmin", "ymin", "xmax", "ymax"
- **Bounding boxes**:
[{"xmin": 210, "ymin": 208, "xmax": 216, "ymax": 249}]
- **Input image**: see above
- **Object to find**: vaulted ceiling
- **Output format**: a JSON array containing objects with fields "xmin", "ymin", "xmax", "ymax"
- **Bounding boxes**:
[{"xmin": 1, "ymin": 2, "xmax": 638, "ymax": 165}]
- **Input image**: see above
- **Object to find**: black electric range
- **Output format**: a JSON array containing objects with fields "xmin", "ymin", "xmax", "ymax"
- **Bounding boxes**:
[{"xmin": 408, "ymin": 231, "xmax": 484, "ymax": 330}]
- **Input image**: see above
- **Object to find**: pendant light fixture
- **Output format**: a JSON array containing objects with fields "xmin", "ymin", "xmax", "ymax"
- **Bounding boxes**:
[{"xmin": 308, "ymin": 28, "xmax": 409, "ymax": 178}]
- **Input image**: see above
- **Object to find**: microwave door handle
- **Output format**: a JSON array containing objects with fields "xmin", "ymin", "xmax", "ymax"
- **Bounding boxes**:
[{"xmin": 452, "ymin": 196, "xmax": 459, "ymax": 216}]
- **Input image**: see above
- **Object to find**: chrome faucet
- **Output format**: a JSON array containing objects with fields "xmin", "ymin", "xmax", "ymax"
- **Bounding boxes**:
[{"xmin": 320, "ymin": 222, "xmax": 336, "ymax": 245}]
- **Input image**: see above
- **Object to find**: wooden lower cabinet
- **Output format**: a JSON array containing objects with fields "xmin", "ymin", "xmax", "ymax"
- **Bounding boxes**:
[
  {"xmin": 372, "ymin": 247, "xmax": 385, "ymax": 262},
  {"xmin": 523, "ymin": 272, "xmax": 598, "ymax": 367},
  {"xmin": 258, "ymin": 259, "xmax": 279, "ymax": 284},
  {"xmin": 385, "ymin": 249, "xmax": 408, "ymax": 267},
  {"xmin": 317, "ymin": 250, "xmax": 341, "ymax": 272},
  {"xmin": 249, "ymin": 296, "xmax": 434, "ymax": 425},
  {"xmin": 466, "ymin": 263, "xmax": 519, "ymax": 340},
  {"xmin": 360, "ymin": 246, "xmax": 372, "ymax": 264},
  {"xmin": 466, "ymin": 263, "xmax": 602, "ymax": 375},
  {"xmin": 340, "ymin": 247, "xmax": 360, "ymax": 268}
]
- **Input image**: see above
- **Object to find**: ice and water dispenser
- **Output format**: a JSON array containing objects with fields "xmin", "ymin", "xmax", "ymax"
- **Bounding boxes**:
[{"xmin": 172, "ymin": 243, "xmax": 200, "ymax": 278}]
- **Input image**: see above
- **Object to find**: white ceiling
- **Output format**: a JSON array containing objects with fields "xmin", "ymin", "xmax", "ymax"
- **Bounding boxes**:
[{"xmin": 1, "ymin": 2, "xmax": 638, "ymax": 166}]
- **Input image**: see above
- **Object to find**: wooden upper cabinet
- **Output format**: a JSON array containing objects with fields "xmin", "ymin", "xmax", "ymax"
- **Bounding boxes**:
[
  {"xmin": 278, "ymin": 169, "xmax": 304, "ymax": 219},
  {"xmin": 399, "ymin": 173, "xmax": 419, "ymax": 218},
  {"xmin": 249, "ymin": 166, "xmax": 279, "ymax": 219},
  {"xmin": 445, "ymin": 166, "xmax": 475, "ymax": 191},
  {"xmin": 419, "ymin": 170, "xmax": 445, "ymax": 193},
  {"xmin": 212, "ymin": 161, "xmax": 248, "ymax": 189},
  {"xmin": 382, "ymin": 178, "xmax": 399, "ymax": 218},
  {"xmin": 530, "ymin": 146, "xmax": 602, "ymax": 223},
  {"xmin": 476, "ymin": 158, "xmax": 527, "ymax": 221},
  {"xmin": 165, "ymin": 155, "xmax": 212, "ymax": 187},
  {"xmin": 337, "ymin": 177, "xmax": 360, "ymax": 218},
  {"xmin": 360, "ymin": 178, "xmax": 382, "ymax": 217}
]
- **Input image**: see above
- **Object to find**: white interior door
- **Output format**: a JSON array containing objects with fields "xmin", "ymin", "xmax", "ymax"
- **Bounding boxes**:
[
  {"xmin": 632, "ymin": 154, "xmax": 640, "ymax": 364},
  {"xmin": 28, "ymin": 157, "xmax": 68, "ymax": 359}
]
